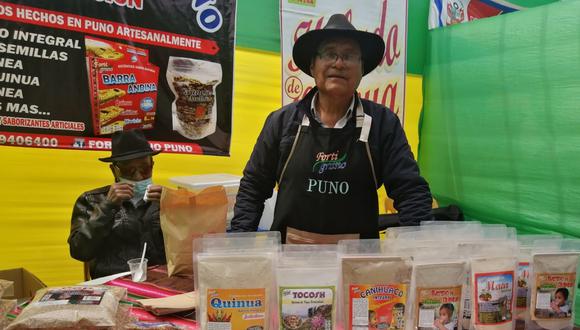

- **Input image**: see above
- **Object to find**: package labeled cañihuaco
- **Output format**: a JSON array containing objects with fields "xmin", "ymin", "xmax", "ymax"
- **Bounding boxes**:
[{"xmin": 339, "ymin": 239, "xmax": 412, "ymax": 330}]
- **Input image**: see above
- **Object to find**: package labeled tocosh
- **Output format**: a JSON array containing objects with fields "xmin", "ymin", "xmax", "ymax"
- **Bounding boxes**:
[
  {"xmin": 194, "ymin": 232, "xmax": 280, "ymax": 330},
  {"xmin": 527, "ymin": 239, "xmax": 580, "ymax": 330},
  {"xmin": 277, "ymin": 244, "xmax": 339, "ymax": 330},
  {"xmin": 338, "ymin": 239, "xmax": 412, "ymax": 330}
]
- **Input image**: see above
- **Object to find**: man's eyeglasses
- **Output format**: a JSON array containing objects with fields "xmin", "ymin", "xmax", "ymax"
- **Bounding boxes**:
[
  {"xmin": 317, "ymin": 51, "xmax": 362, "ymax": 65},
  {"xmin": 113, "ymin": 162, "xmax": 152, "ymax": 180}
]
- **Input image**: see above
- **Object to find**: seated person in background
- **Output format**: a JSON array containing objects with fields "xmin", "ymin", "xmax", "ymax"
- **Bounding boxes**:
[{"xmin": 68, "ymin": 129, "xmax": 166, "ymax": 278}]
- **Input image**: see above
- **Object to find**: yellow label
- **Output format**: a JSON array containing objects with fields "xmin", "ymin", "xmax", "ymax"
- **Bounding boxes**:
[
  {"xmin": 349, "ymin": 284, "xmax": 408, "ymax": 330},
  {"xmin": 415, "ymin": 286, "xmax": 462, "ymax": 330},
  {"xmin": 207, "ymin": 288, "xmax": 266, "ymax": 329},
  {"xmin": 533, "ymin": 273, "xmax": 576, "ymax": 320}
]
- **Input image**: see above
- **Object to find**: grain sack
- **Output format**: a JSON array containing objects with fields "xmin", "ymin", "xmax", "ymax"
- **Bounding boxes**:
[{"xmin": 6, "ymin": 285, "xmax": 127, "ymax": 329}]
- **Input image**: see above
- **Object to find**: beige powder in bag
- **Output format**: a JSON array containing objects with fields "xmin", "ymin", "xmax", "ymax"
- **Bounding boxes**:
[
  {"xmin": 6, "ymin": 285, "xmax": 127, "ymax": 329},
  {"xmin": 197, "ymin": 254, "xmax": 274, "ymax": 330},
  {"xmin": 341, "ymin": 256, "xmax": 412, "ymax": 330},
  {"xmin": 529, "ymin": 253, "xmax": 579, "ymax": 330},
  {"xmin": 413, "ymin": 261, "xmax": 467, "ymax": 330},
  {"xmin": 470, "ymin": 257, "xmax": 517, "ymax": 330}
]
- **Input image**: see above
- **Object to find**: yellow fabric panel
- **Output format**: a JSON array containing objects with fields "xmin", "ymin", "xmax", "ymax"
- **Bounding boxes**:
[{"xmin": 0, "ymin": 48, "xmax": 422, "ymax": 286}]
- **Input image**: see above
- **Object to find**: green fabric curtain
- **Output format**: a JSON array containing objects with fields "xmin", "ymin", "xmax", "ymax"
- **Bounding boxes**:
[
  {"xmin": 420, "ymin": 0, "xmax": 580, "ymax": 235},
  {"xmin": 419, "ymin": 1, "xmax": 580, "ymax": 321}
]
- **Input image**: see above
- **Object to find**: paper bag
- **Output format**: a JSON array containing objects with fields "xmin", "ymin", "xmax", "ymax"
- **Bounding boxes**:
[{"xmin": 160, "ymin": 186, "xmax": 227, "ymax": 276}]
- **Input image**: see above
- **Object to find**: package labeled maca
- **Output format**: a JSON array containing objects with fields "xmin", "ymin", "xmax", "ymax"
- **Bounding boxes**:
[{"xmin": 85, "ymin": 36, "xmax": 159, "ymax": 135}]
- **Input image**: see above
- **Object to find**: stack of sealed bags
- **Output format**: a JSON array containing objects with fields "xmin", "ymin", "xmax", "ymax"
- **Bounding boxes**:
[
  {"xmin": 383, "ymin": 221, "xmax": 579, "ymax": 330},
  {"xmin": 193, "ymin": 224, "xmax": 580, "ymax": 330}
]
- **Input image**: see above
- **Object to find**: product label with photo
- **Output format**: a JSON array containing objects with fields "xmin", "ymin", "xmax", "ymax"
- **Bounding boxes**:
[
  {"xmin": 474, "ymin": 271, "xmax": 514, "ymax": 325},
  {"xmin": 349, "ymin": 284, "xmax": 408, "ymax": 330},
  {"xmin": 416, "ymin": 286, "xmax": 462, "ymax": 330},
  {"xmin": 533, "ymin": 273, "xmax": 575, "ymax": 320},
  {"xmin": 37, "ymin": 288, "xmax": 105, "ymax": 306},
  {"xmin": 279, "ymin": 286, "xmax": 334, "ymax": 330},
  {"xmin": 516, "ymin": 262, "xmax": 530, "ymax": 310},
  {"xmin": 206, "ymin": 288, "xmax": 265, "ymax": 330}
]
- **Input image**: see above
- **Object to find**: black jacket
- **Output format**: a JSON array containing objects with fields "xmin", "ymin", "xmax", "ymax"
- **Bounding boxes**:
[
  {"xmin": 68, "ymin": 186, "xmax": 166, "ymax": 278},
  {"xmin": 231, "ymin": 88, "xmax": 432, "ymax": 232}
]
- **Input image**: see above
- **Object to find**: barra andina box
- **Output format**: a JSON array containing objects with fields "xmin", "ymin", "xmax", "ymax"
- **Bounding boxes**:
[{"xmin": 85, "ymin": 36, "xmax": 159, "ymax": 135}]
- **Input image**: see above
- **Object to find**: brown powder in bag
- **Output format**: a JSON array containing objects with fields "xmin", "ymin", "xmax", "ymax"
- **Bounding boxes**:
[
  {"xmin": 529, "ymin": 253, "xmax": 579, "ymax": 330},
  {"xmin": 413, "ymin": 261, "xmax": 467, "ymax": 330},
  {"xmin": 6, "ymin": 285, "xmax": 127, "ymax": 329},
  {"xmin": 341, "ymin": 256, "xmax": 412, "ymax": 330}
]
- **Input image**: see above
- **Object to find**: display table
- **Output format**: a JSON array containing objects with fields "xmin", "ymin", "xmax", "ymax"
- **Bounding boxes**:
[
  {"xmin": 6, "ymin": 265, "xmax": 198, "ymax": 329},
  {"xmin": 105, "ymin": 265, "xmax": 197, "ymax": 329}
]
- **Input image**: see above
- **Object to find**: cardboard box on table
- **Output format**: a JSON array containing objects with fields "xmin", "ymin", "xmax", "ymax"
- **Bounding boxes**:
[{"xmin": 0, "ymin": 268, "xmax": 46, "ymax": 299}]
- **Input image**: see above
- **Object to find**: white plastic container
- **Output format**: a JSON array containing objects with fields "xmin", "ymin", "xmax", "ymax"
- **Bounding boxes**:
[{"xmin": 169, "ymin": 173, "xmax": 276, "ymax": 230}]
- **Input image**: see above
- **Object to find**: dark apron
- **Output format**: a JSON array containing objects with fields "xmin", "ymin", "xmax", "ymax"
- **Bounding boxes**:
[{"xmin": 272, "ymin": 101, "xmax": 379, "ymax": 243}]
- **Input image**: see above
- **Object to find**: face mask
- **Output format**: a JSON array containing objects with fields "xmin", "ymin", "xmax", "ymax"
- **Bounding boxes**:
[{"xmin": 120, "ymin": 177, "xmax": 152, "ymax": 204}]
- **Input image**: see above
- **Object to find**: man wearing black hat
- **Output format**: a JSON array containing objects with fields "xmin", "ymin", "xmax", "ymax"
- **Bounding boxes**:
[
  {"xmin": 231, "ymin": 14, "xmax": 433, "ymax": 243},
  {"xmin": 68, "ymin": 129, "xmax": 166, "ymax": 278}
]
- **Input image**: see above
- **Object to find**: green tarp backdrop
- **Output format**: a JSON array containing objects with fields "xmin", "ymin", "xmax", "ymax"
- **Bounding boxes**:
[{"xmin": 419, "ymin": 0, "xmax": 580, "ymax": 235}]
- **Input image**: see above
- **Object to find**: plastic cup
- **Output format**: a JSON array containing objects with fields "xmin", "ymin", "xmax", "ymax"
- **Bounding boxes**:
[{"xmin": 127, "ymin": 258, "xmax": 148, "ymax": 282}]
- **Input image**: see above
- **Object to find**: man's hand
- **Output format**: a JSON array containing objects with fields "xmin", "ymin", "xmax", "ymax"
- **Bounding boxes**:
[
  {"xmin": 106, "ymin": 183, "xmax": 134, "ymax": 205},
  {"xmin": 145, "ymin": 185, "xmax": 163, "ymax": 202}
]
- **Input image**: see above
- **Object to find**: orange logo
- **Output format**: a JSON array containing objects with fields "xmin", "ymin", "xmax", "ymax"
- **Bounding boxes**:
[{"xmin": 285, "ymin": 76, "xmax": 303, "ymax": 100}]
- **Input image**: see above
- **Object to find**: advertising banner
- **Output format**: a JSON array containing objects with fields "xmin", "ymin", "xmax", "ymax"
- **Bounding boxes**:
[
  {"xmin": 0, "ymin": 0, "xmax": 235, "ymax": 156},
  {"xmin": 280, "ymin": 0, "xmax": 407, "ymax": 123}
]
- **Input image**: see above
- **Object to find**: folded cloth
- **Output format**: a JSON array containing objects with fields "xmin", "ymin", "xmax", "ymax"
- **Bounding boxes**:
[{"xmin": 137, "ymin": 292, "xmax": 197, "ymax": 316}]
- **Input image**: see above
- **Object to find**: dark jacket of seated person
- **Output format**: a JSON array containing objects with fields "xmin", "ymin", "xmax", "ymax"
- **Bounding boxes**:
[{"xmin": 68, "ymin": 129, "xmax": 166, "ymax": 279}]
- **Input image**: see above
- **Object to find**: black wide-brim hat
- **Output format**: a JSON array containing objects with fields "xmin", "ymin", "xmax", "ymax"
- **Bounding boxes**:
[
  {"xmin": 99, "ymin": 129, "xmax": 161, "ymax": 162},
  {"xmin": 292, "ymin": 13, "xmax": 386, "ymax": 77}
]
